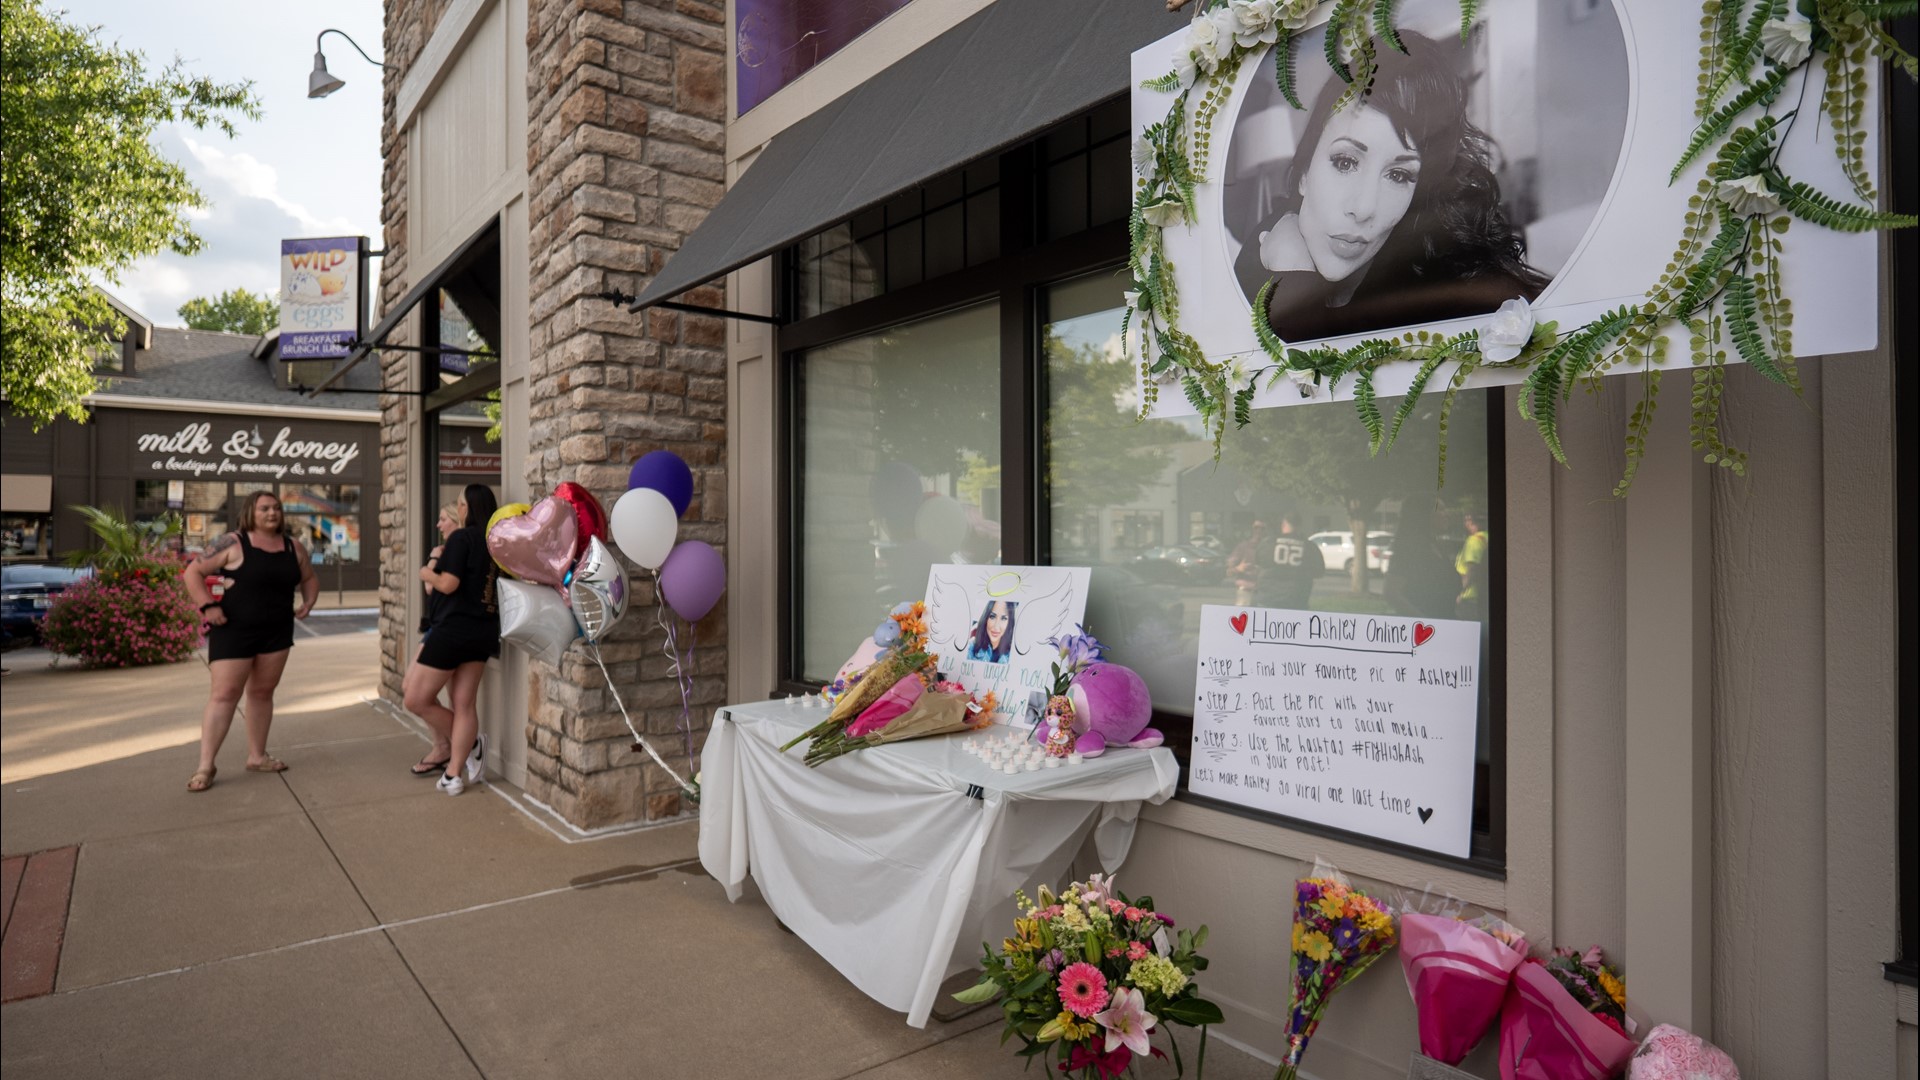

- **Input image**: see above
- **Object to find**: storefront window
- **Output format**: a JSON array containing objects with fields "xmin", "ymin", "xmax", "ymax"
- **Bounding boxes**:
[
  {"xmin": 795, "ymin": 301, "xmax": 1002, "ymax": 681},
  {"xmin": 1041, "ymin": 273, "xmax": 1499, "ymax": 845},
  {"xmin": 281, "ymin": 483, "xmax": 362, "ymax": 564},
  {"xmin": 2, "ymin": 515, "xmax": 50, "ymax": 559}
]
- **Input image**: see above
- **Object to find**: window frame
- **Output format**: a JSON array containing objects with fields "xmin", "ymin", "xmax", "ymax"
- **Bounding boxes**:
[{"xmin": 769, "ymin": 108, "xmax": 1509, "ymax": 874}]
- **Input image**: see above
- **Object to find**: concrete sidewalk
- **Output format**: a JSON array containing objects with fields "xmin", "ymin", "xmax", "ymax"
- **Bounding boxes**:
[{"xmin": 0, "ymin": 634, "xmax": 1268, "ymax": 1079}]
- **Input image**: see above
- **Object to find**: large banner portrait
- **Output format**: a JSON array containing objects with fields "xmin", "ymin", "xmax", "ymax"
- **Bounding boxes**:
[
  {"xmin": 923, "ymin": 564, "xmax": 1093, "ymax": 725},
  {"xmin": 1131, "ymin": 0, "xmax": 1886, "ymax": 415}
]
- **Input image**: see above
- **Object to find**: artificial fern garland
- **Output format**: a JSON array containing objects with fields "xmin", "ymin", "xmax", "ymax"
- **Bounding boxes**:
[{"xmin": 1129, "ymin": 0, "xmax": 1917, "ymax": 492}]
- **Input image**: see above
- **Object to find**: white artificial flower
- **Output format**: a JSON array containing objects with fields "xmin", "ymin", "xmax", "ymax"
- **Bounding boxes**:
[
  {"xmin": 1231, "ymin": 0, "xmax": 1280, "ymax": 48},
  {"xmin": 1286, "ymin": 366, "xmax": 1317, "ymax": 398},
  {"xmin": 1228, "ymin": 356, "xmax": 1251, "ymax": 386},
  {"xmin": 1760, "ymin": 12, "xmax": 1814, "ymax": 68},
  {"xmin": 1123, "ymin": 289, "xmax": 1143, "ymax": 312},
  {"xmin": 1140, "ymin": 199, "xmax": 1186, "ymax": 228},
  {"xmin": 1478, "ymin": 297, "xmax": 1536, "ymax": 363},
  {"xmin": 1131, "ymin": 135, "xmax": 1156, "ymax": 177},
  {"xmin": 1718, "ymin": 173, "xmax": 1784, "ymax": 216},
  {"xmin": 1173, "ymin": 49, "xmax": 1200, "ymax": 89},
  {"xmin": 1187, "ymin": 15, "xmax": 1225, "ymax": 72},
  {"xmin": 1276, "ymin": 0, "xmax": 1319, "ymax": 32}
]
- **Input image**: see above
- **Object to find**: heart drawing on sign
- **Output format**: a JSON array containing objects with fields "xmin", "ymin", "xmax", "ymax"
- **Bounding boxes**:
[
  {"xmin": 1412, "ymin": 622, "xmax": 1435, "ymax": 647},
  {"xmin": 1230, "ymin": 612, "xmax": 1249, "ymax": 635},
  {"xmin": 1418, "ymin": 807, "xmax": 1434, "ymax": 823}
]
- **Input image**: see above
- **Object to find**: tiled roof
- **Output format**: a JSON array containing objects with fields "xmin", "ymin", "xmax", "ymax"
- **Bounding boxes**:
[{"xmin": 95, "ymin": 327, "xmax": 383, "ymax": 412}]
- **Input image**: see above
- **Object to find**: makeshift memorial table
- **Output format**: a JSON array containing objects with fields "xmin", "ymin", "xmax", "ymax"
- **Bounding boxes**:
[{"xmin": 697, "ymin": 697, "xmax": 1179, "ymax": 1028}]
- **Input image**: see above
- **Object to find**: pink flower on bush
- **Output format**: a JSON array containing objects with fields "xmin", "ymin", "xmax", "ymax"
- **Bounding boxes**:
[{"xmin": 41, "ymin": 567, "xmax": 202, "ymax": 669}]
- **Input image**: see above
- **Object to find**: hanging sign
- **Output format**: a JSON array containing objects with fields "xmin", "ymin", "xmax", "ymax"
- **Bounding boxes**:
[
  {"xmin": 1190, "ymin": 603, "xmax": 1482, "ymax": 858},
  {"xmin": 279, "ymin": 236, "xmax": 368, "ymax": 360}
]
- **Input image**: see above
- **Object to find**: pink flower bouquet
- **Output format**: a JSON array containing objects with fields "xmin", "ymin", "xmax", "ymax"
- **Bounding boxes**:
[
  {"xmin": 1399, "ymin": 911, "xmax": 1528, "ymax": 1065},
  {"xmin": 954, "ymin": 875, "xmax": 1222, "ymax": 1079},
  {"xmin": 1499, "ymin": 947, "xmax": 1636, "ymax": 1080},
  {"xmin": 1629, "ymin": 1023, "xmax": 1740, "ymax": 1080}
]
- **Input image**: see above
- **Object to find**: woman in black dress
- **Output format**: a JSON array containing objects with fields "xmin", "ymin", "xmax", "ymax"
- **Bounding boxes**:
[
  {"xmin": 402, "ymin": 484, "xmax": 502, "ymax": 796},
  {"xmin": 182, "ymin": 490, "xmax": 319, "ymax": 792}
]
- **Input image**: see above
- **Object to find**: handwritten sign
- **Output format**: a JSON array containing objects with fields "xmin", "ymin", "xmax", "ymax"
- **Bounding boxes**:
[{"xmin": 1190, "ymin": 604, "xmax": 1482, "ymax": 858}]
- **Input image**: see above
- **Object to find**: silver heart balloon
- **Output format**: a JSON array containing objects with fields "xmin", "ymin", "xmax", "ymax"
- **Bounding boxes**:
[
  {"xmin": 571, "ymin": 536, "xmax": 623, "ymax": 586},
  {"xmin": 569, "ymin": 570, "xmax": 628, "ymax": 644}
]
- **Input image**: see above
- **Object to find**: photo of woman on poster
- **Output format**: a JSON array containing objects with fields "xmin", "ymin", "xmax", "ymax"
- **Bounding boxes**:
[
  {"xmin": 1230, "ymin": 29, "xmax": 1549, "ymax": 342},
  {"xmin": 965, "ymin": 600, "xmax": 1017, "ymax": 664}
]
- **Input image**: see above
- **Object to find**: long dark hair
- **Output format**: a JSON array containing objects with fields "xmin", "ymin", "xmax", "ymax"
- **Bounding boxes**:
[
  {"xmin": 970, "ymin": 600, "xmax": 1017, "ymax": 661},
  {"xmin": 1280, "ymin": 31, "xmax": 1548, "ymax": 296},
  {"xmin": 462, "ymin": 484, "xmax": 500, "ymax": 531}
]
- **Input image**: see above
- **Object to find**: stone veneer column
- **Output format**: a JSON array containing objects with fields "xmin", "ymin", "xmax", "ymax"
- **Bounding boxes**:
[{"xmin": 521, "ymin": 0, "xmax": 728, "ymax": 826}]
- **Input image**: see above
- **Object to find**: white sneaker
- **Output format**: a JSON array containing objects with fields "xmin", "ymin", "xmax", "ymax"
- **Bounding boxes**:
[
  {"xmin": 436, "ymin": 772, "xmax": 465, "ymax": 797},
  {"xmin": 465, "ymin": 734, "xmax": 486, "ymax": 783}
]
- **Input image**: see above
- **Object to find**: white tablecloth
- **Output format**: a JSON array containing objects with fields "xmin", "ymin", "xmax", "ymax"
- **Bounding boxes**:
[{"xmin": 697, "ymin": 698, "xmax": 1180, "ymax": 1027}]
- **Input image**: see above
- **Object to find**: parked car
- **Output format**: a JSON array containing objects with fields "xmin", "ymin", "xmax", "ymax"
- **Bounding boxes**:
[
  {"xmin": 1, "ymin": 565, "xmax": 93, "ymax": 644},
  {"xmin": 1129, "ymin": 545, "xmax": 1225, "ymax": 583},
  {"xmin": 1308, "ymin": 531, "xmax": 1394, "ymax": 573}
]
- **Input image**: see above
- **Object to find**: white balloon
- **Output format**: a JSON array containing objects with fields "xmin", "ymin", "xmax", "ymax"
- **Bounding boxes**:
[
  {"xmin": 914, "ymin": 495, "xmax": 970, "ymax": 554},
  {"xmin": 496, "ymin": 579, "xmax": 579, "ymax": 666},
  {"xmin": 609, "ymin": 488, "xmax": 679, "ymax": 570}
]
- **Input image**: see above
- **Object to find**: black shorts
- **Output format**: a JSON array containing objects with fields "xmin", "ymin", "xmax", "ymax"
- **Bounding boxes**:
[
  {"xmin": 206, "ymin": 619, "xmax": 295, "ymax": 662},
  {"xmin": 417, "ymin": 622, "xmax": 499, "ymax": 670}
]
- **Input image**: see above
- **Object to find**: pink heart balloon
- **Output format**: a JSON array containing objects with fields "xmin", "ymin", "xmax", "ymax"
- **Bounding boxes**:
[{"xmin": 486, "ymin": 495, "xmax": 578, "ymax": 586}]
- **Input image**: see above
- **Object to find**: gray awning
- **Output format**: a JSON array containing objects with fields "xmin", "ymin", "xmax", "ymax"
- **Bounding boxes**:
[
  {"xmin": 629, "ymin": 0, "xmax": 1187, "ymax": 312},
  {"xmin": 310, "ymin": 219, "xmax": 500, "ymax": 394}
]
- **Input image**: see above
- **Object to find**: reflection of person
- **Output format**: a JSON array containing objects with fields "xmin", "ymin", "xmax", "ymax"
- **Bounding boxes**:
[
  {"xmin": 1233, "ymin": 32, "xmax": 1548, "ymax": 342},
  {"xmin": 1384, "ymin": 499, "xmax": 1460, "ymax": 618},
  {"xmin": 966, "ymin": 600, "xmax": 1017, "ymax": 663},
  {"xmin": 404, "ymin": 485, "xmax": 502, "ymax": 795},
  {"xmin": 1229, "ymin": 520, "xmax": 1272, "ymax": 606},
  {"xmin": 1262, "ymin": 516, "xmax": 1324, "ymax": 609},
  {"xmin": 182, "ymin": 491, "xmax": 319, "ymax": 792},
  {"xmin": 1455, "ymin": 510, "xmax": 1489, "ymax": 621}
]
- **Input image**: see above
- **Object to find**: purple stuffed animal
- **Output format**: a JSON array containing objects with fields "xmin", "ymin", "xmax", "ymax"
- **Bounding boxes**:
[{"xmin": 1065, "ymin": 662, "xmax": 1162, "ymax": 757}]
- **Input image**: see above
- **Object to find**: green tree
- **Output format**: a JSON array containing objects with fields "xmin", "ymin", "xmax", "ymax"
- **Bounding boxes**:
[
  {"xmin": 1, "ymin": 0, "xmax": 258, "ymax": 425},
  {"xmin": 178, "ymin": 287, "xmax": 278, "ymax": 335}
]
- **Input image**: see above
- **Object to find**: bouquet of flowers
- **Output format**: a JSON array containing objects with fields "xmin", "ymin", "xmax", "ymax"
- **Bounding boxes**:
[
  {"xmin": 784, "ymin": 601, "xmax": 938, "ymax": 753},
  {"xmin": 1276, "ymin": 867, "xmax": 1398, "ymax": 1080},
  {"xmin": 954, "ymin": 874, "xmax": 1223, "ymax": 1079},
  {"xmin": 1629, "ymin": 1024, "xmax": 1740, "ymax": 1080},
  {"xmin": 1398, "ymin": 911, "xmax": 1528, "ymax": 1065},
  {"xmin": 799, "ymin": 677, "xmax": 997, "ymax": 766},
  {"xmin": 1499, "ymin": 945, "xmax": 1635, "ymax": 1080}
]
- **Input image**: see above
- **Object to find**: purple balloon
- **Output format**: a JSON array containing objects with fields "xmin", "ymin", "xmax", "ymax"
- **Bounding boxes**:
[
  {"xmin": 628, "ymin": 451, "xmax": 694, "ymax": 517},
  {"xmin": 658, "ymin": 540, "xmax": 726, "ymax": 623}
]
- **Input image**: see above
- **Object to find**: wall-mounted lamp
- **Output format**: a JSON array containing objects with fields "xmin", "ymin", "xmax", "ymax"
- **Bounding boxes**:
[{"xmin": 309, "ymin": 29, "xmax": 388, "ymax": 99}]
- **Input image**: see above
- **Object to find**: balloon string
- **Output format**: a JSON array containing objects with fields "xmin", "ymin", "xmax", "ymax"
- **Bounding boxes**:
[
  {"xmin": 651, "ymin": 573, "xmax": 698, "ymax": 777},
  {"xmin": 588, "ymin": 640, "xmax": 691, "ymax": 793}
]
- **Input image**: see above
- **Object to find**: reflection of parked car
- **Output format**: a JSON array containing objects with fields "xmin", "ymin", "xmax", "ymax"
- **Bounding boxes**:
[
  {"xmin": 1129, "ymin": 545, "xmax": 1224, "ymax": 583},
  {"xmin": 1308, "ymin": 531, "xmax": 1394, "ymax": 573},
  {"xmin": 2, "ymin": 565, "xmax": 93, "ymax": 644}
]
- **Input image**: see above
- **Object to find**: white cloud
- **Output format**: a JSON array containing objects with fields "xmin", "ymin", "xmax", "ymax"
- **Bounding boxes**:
[{"xmin": 182, "ymin": 135, "xmax": 363, "ymax": 236}]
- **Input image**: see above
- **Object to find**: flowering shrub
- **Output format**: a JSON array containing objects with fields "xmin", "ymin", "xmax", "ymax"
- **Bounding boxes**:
[{"xmin": 41, "ymin": 567, "xmax": 202, "ymax": 668}]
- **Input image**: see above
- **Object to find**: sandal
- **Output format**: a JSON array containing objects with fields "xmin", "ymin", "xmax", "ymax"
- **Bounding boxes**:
[
  {"xmin": 410, "ymin": 756, "xmax": 452, "ymax": 776},
  {"xmin": 245, "ymin": 756, "xmax": 289, "ymax": 773},
  {"xmin": 187, "ymin": 766, "xmax": 217, "ymax": 792}
]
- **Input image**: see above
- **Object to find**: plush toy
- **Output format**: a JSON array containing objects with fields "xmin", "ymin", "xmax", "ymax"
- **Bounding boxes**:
[{"xmin": 1065, "ymin": 662, "xmax": 1162, "ymax": 757}]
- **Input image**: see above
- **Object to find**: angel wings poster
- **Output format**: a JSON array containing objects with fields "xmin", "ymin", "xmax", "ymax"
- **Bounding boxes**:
[{"xmin": 923, "ymin": 564, "xmax": 1092, "ymax": 725}]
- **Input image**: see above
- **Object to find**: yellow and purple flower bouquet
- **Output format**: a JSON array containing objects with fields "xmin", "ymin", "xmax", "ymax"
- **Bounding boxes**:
[
  {"xmin": 954, "ymin": 874, "xmax": 1223, "ymax": 1079},
  {"xmin": 1276, "ymin": 868, "xmax": 1398, "ymax": 1080}
]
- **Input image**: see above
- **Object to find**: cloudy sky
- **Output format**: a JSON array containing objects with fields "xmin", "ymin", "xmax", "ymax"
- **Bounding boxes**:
[{"xmin": 56, "ymin": 0, "xmax": 386, "ymax": 327}]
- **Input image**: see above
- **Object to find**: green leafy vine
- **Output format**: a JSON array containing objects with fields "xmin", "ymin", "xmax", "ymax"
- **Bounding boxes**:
[{"xmin": 1128, "ymin": 0, "xmax": 1916, "ymax": 493}]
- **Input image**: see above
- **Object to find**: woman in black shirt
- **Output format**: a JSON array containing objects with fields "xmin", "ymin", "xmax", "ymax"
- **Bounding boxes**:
[
  {"xmin": 402, "ymin": 484, "xmax": 502, "ymax": 795},
  {"xmin": 182, "ymin": 490, "xmax": 319, "ymax": 792}
]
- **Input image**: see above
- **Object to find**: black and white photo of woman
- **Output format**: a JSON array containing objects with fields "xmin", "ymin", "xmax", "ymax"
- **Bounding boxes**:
[{"xmin": 1230, "ymin": 29, "xmax": 1549, "ymax": 343}]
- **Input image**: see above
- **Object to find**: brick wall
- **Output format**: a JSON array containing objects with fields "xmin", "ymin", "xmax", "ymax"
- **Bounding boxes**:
[
  {"xmin": 519, "ymin": 0, "xmax": 729, "ymax": 827},
  {"xmin": 377, "ymin": 0, "xmax": 728, "ymax": 830}
]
